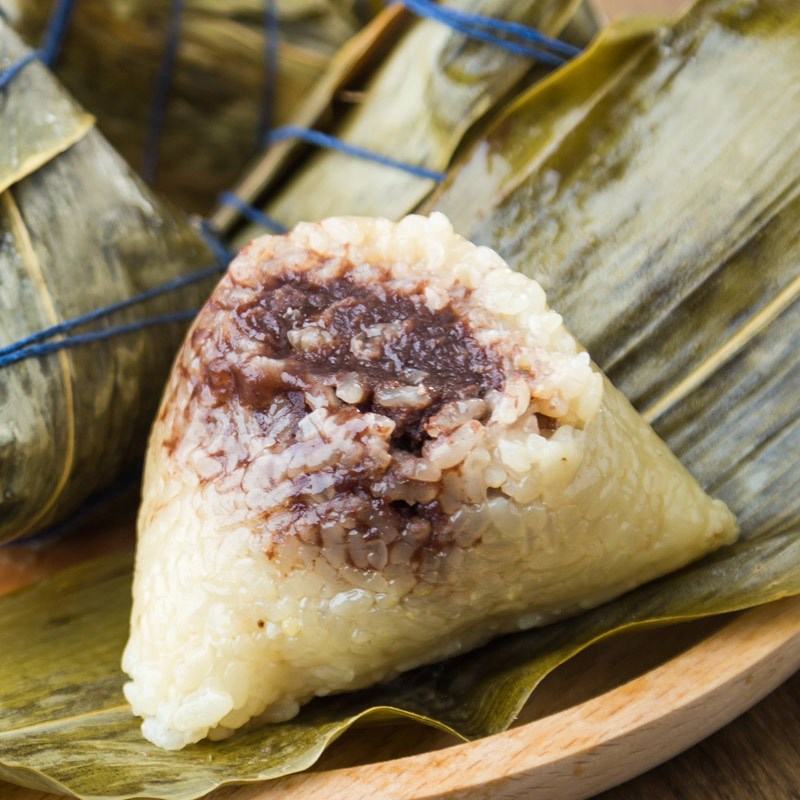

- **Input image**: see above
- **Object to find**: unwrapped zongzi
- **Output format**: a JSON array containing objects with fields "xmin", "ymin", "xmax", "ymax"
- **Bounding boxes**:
[{"xmin": 123, "ymin": 213, "xmax": 737, "ymax": 749}]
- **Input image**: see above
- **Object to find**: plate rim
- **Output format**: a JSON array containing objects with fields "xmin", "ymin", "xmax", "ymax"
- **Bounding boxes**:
[{"xmin": 223, "ymin": 595, "xmax": 800, "ymax": 800}]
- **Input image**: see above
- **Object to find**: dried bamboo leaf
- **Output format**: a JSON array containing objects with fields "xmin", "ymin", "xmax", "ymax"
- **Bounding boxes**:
[
  {"xmin": 210, "ymin": 5, "xmax": 410, "ymax": 235},
  {"xmin": 238, "ymin": 0, "xmax": 592, "ymax": 241},
  {"xmin": 0, "ymin": 22, "xmax": 93, "ymax": 193},
  {"xmin": 0, "ymin": 23, "xmax": 217, "ymax": 541},
  {"xmin": 427, "ymin": 0, "xmax": 800, "ymax": 515},
  {"xmin": 8, "ymin": 0, "xmax": 379, "ymax": 212},
  {"xmin": 1, "ymin": 1, "xmax": 798, "ymax": 797}
]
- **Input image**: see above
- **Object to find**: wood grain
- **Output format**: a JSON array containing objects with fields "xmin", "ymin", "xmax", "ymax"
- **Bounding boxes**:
[{"xmin": 597, "ymin": 671, "xmax": 800, "ymax": 799}]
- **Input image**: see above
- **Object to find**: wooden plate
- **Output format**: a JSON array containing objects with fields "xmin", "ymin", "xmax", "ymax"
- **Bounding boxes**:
[{"xmin": 1, "ymin": 528, "xmax": 799, "ymax": 800}]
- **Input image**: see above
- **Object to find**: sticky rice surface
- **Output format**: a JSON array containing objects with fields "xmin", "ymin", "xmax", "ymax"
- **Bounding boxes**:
[{"xmin": 123, "ymin": 213, "xmax": 737, "ymax": 749}]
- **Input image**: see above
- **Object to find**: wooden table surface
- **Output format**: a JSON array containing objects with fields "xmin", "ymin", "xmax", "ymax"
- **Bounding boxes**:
[{"xmin": 2, "ymin": 1, "xmax": 797, "ymax": 799}]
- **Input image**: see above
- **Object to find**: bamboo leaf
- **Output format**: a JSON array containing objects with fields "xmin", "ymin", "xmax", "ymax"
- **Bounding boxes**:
[
  {"xmin": 429, "ymin": 0, "xmax": 800, "ymax": 414},
  {"xmin": 242, "ymin": 0, "xmax": 591, "ymax": 239},
  {"xmin": 427, "ymin": 0, "xmax": 800, "ymax": 521},
  {"xmin": 0, "ymin": 22, "xmax": 93, "ymax": 193},
  {"xmin": 0, "ymin": 23, "xmax": 218, "ymax": 542},
  {"xmin": 0, "ymin": 193, "xmax": 77, "ymax": 539},
  {"xmin": 1, "ymin": 0, "xmax": 799, "ymax": 797}
]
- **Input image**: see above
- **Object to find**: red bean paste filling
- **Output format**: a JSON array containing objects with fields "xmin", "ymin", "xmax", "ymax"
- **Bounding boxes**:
[
  {"xmin": 231, "ymin": 271, "xmax": 504, "ymax": 455},
  {"xmin": 192, "ymin": 267, "xmax": 513, "ymax": 566}
]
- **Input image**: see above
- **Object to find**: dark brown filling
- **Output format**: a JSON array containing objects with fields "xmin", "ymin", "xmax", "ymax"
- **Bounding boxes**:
[
  {"xmin": 227, "ymin": 270, "xmax": 504, "ymax": 454},
  {"xmin": 182, "ymin": 264, "xmax": 512, "ymax": 571}
]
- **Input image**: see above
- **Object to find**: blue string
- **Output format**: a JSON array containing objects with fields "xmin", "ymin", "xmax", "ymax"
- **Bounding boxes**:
[
  {"xmin": 0, "ymin": 310, "xmax": 200, "ymax": 369},
  {"xmin": 143, "ymin": 0, "xmax": 184, "ymax": 184},
  {"xmin": 0, "ymin": 50, "xmax": 39, "ymax": 88},
  {"xmin": 219, "ymin": 191, "xmax": 288, "ymax": 233},
  {"xmin": 399, "ymin": 0, "xmax": 580, "ymax": 59},
  {"xmin": 40, "ymin": 0, "xmax": 76, "ymax": 66},
  {"xmin": 257, "ymin": 0, "xmax": 280, "ymax": 144},
  {"xmin": 265, "ymin": 125, "xmax": 447, "ymax": 182},
  {"xmin": 397, "ymin": 0, "xmax": 576, "ymax": 64},
  {"xmin": 0, "ymin": 0, "xmax": 76, "ymax": 88},
  {"xmin": 0, "ymin": 264, "xmax": 224, "ymax": 359}
]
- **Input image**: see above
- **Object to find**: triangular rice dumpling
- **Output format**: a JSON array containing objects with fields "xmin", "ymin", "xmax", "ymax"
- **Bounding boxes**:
[
  {"xmin": 8, "ymin": 0, "xmax": 380, "ymax": 212},
  {"xmin": 0, "ymin": 20, "xmax": 215, "ymax": 542},
  {"xmin": 124, "ymin": 214, "xmax": 736, "ymax": 749}
]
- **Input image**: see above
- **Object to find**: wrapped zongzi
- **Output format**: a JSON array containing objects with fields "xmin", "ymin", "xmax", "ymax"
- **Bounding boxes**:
[
  {"xmin": 0, "ymin": 21, "xmax": 216, "ymax": 542},
  {"xmin": 7, "ymin": 0, "xmax": 380, "ymax": 212},
  {"xmin": 221, "ymin": 0, "xmax": 599, "ymax": 242}
]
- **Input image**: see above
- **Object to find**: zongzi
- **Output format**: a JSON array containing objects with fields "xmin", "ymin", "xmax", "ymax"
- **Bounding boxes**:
[
  {"xmin": 123, "ymin": 213, "xmax": 737, "ymax": 750},
  {"xmin": 0, "ymin": 20, "xmax": 216, "ymax": 542},
  {"xmin": 7, "ymin": 0, "xmax": 380, "ymax": 212},
  {"xmin": 227, "ymin": 0, "xmax": 598, "ymax": 243}
]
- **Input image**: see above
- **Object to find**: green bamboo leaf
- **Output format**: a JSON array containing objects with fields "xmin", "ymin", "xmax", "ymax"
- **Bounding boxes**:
[{"xmin": 1, "ymin": 0, "xmax": 799, "ymax": 797}]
